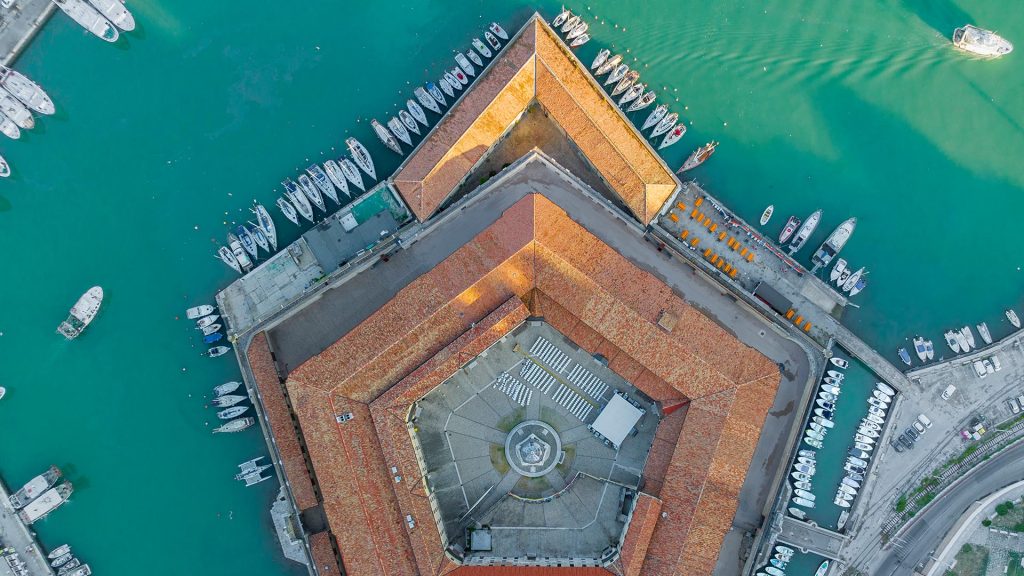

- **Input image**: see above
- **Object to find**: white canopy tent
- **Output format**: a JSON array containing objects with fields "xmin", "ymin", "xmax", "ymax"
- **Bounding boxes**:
[{"xmin": 589, "ymin": 393, "xmax": 645, "ymax": 449}]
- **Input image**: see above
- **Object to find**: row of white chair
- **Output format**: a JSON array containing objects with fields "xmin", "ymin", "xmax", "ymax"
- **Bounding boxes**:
[
  {"xmin": 529, "ymin": 336, "xmax": 572, "ymax": 373},
  {"xmin": 494, "ymin": 372, "xmax": 532, "ymax": 406},
  {"xmin": 552, "ymin": 384, "xmax": 592, "ymax": 422},
  {"xmin": 566, "ymin": 364, "xmax": 608, "ymax": 400},
  {"xmin": 519, "ymin": 362, "xmax": 556, "ymax": 394}
]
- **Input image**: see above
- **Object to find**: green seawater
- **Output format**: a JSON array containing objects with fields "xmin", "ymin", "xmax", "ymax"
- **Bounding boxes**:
[{"xmin": 0, "ymin": 2, "xmax": 1021, "ymax": 575}]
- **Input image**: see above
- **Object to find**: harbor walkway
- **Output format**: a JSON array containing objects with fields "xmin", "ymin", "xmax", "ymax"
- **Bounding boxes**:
[
  {"xmin": 777, "ymin": 517, "xmax": 848, "ymax": 561},
  {"xmin": 0, "ymin": 0, "xmax": 54, "ymax": 66},
  {"xmin": 0, "ymin": 476, "xmax": 55, "ymax": 576}
]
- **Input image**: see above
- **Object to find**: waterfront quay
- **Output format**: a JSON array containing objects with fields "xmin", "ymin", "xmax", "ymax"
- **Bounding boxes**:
[
  {"xmin": 0, "ymin": 475, "xmax": 54, "ymax": 576},
  {"xmin": 0, "ymin": 0, "xmax": 54, "ymax": 65}
]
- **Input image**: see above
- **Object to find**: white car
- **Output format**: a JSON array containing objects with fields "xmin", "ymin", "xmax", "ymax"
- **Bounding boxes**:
[
  {"xmin": 991, "ymin": 356, "xmax": 1002, "ymax": 371},
  {"xmin": 1010, "ymin": 398, "xmax": 1021, "ymax": 414},
  {"xmin": 942, "ymin": 385, "xmax": 956, "ymax": 400}
]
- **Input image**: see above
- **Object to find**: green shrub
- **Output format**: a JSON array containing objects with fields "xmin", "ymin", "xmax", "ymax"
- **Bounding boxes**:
[
  {"xmin": 982, "ymin": 519, "xmax": 992, "ymax": 527},
  {"xmin": 895, "ymin": 496, "xmax": 907, "ymax": 512}
]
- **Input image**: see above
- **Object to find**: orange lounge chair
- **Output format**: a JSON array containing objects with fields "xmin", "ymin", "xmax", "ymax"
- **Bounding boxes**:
[
  {"xmin": 804, "ymin": 323, "xmax": 812, "ymax": 332},
  {"xmin": 680, "ymin": 230, "xmax": 689, "ymax": 240},
  {"xmin": 709, "ymin": 223, "xmax": 718, "ymax": 233},
  {"xmin": 729, "ymin": 269, "xmax": 738, "ymax": 278},
  {"xmin": 695, "ymin": 197, "xmax": 703, "ymax": 207},
  {"xmin": 677, "ymin": 202, "xmax": 687, "ymax": 211},
  {"xmin": 746, "ymin": 253, "xmax": 755, "ymax": 262},
  {"xmin": 785, "ymin": 309, "xmax": 795, "ymax": 319},
  {"xmin": 669, "ymin": 212, "xmax": 679, "ymax": 222},
  {"xmin": 703, "ymin": 248, "xmax": 712, "ymax": 258},
  {"xmin": 691, "ymin": 208, "xmax": 699, "ymax": 219},
  {"xmin": 690, "ymin": 237, "xmax": 700, "ymax": 247}
]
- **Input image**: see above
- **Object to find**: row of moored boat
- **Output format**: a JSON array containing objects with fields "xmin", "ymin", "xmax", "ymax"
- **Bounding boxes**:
[
  {"xmin": 186, "ymin": 304, "xmax": 231, "ymax": 358},
  {"xmin": 0, "ymin": 65, "xmax": 56, "ymax": 177},
  {"xmin": 899, "ymin": 310, "xmax": 1020, "ymax": 367},
  {"xmin": 209, "ymin": 379, "xmax": 256, "ymax": 434},
  {"xmin": 45, "ymin": 544, "xmax": 92, "ymax": 576},
  {"xmin": 52, "ymin": 0, "xmax": 135, "ymax": 43}
]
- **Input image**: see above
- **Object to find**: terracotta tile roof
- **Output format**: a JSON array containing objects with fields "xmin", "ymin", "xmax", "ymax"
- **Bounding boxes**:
[
  {"xmin": 245, "ymin": 333, "xmax": 319, "ymax": 511},
  {"xmin": 393, "ymin": 15, "xmax": 677, "ymax": 223},
  {"xmin": 618, "ymin": 494, "xmax": 663, "ymax": 576},
  {"xmin": 449, "ymin": 569, "xmax": 611, "ymax": 576},
  {"xmin": 309, "ymin": 531, "xmax": 340, "ymax": 575}
]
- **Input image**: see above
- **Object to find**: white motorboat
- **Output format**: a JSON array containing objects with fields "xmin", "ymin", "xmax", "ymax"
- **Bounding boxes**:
[
  {"xmin": 867, "ymin": 398, "xmax": 888, "ymax": 411},
  {"xmin": 944, "ymin": 330, "xmax": 962, "ymax": 353},
  {"xmin": 854, "ymin": 434, "xmax": 875, "ymax": 445},
  {"xmin": 873, "ymin": 390, "xmax": 891, "ymax": 403},
  {"xmin": 834, "ymin": 497, "xmax": 852, "ymax": 508},
  {"xmin": 821, "ymin": 383, "xmax": 840, "ymax": 395},
  {"xmin": 86, "ymin": 0, "xmax": 135, "ymax": 31},
  {"xmin": 252, "ymin": 202, "xmax": 278, "ymax": 250},
  {"xmin": 848, "ymin": 456, "xmax": 867, "ymax": 467},
  {"xmin": 806, "ymin": 430, "xmax": 825, "ymax": 442},
  {"xmin": 195, "ymin": 314, "xmax": 220, "ymax": 330},
  {"xmin": 296, "ymin": 175, "xmax": 326, "ymax": 211},
  {"xmin": 659, "ymin": 124, "xmax": 686, "ymax": 149},
  {"xmin": 595, "ymin": 54, "xmax": 623, "ymax": 76},
  {"xmin": 865, "ymin": 413, "xmax": 884, "ymax": 425},
  {"xmin": 794, "ymin": 480, "xmax": 812, "ymax": 491},
  {"xmin": 201, "ymin": 323, "xmax": 221, "ymax": 336},
  {"xmin": 760, "ymin": 205, "xmax": 774, "ymax": 226},
  {"xmin": 591, "ymin": 48, "xmax": 610, "ymax": 71},
  {"xmin": 213, "ymin": 417, "xmax": 254, "ymax": 433},
  {"xmin": 56, "ymin": 286, "xmax": 104, "ymax": 340},
  {"xmin": 954, "ymin": 329, "xmax": 970, "ymax": 352},
  {"xmin": 803, "ymin": 436, "xmax": 822, "ymax": 449},
  {"xmin": 472, "ymin": 38, "xmax": 492, "ymax": 59},
  {"xmin": 276, "ymin": 197, "xmax": 299, "ymax": 226},
  {"xmin": 913, "ymin": 336, "xmax": 928, "ymax": 362},
  {"xmin": 816, "ymin": 398, "xmax": 835, "ymax": 411},
  {"xmin": 977, "ymin": 322, "xmax": 993, "ymax": 345},
  {"xmin": 1007, "ymin": 309, "xmax": 1021, "ymax": 329},
  {"xmin": 489, "ymin": 22, "xmax": 508, "ymax": 40},
  {"xmin": 827, "ymin": 370, "xmax": 845, "ymax": 379},
  {"xmin": 855, "ymin": 441, "xmax": 873, "ymax": 452},
  {"xmin": 466, "ymin": 49, "xmax": 483, "ymax": 68},
  {"xmin": 323, "ymin": 161, "xmax": 350, "ymax": 199},
  {"xmin": 214, "ymin": 381, "xmax": 242, "ymax": 397},
  {"xmin": 217, "ymin": 405, "xmax": 250, "ymax": 420},
  {"xmin": 186, "ymin": 305, "xmax": 215, "ymax": 320},
  {"xmin": 838, "ymin": 484, "xmax": 858, "ymax": 496},
  {"xmin": 924, "ymin": 340, "xmax": 935, "ymax": 360},
  {"xmin": 953, "ymin": 25, "xmax": 1013, "ymax": 57},
  {"xmin": 346, "ymin": 137, "xmax": 377, "ymax": 181},
  {"xmin": 0, "ymin": 66, "xmax": 54, "ymax": 115},
  {"xmin": 425, "ymin": 81, "xmax": 447, "ymax": 106},
  {"xmin": 813, "ymin": 416, "xmax": 834, "ymax": 429},
  {"xmin": 818, "ymin": 391, "xmax": 836, "ymax": 403},
  {"xmin": 450, "ymin": 67, "xmax": 468, "ymax": 87},
  {"xmin": 961, "ymin": 326, "xmax": 976, "ymax": 349},
  {"xmin": 414, "ymin": 86, "xmax": 441, "ymax": 115},
  {"xmin": 830, "ymin": 357, "xmax": 849, "ymax": 369},
  {"xmin": 406, "ymin": 99, "xmax": 428, "ymax": 127},
  {"xmin": 830, "ymin": 258, "xmax": 847, "ymax": 283},
  {"xmin": 339, "ymin": 157, "xmax": 365, "ymax": 191},
  {"xmin": 792, "ymin": 496, "xmax": 815, "ymax": 508},
  {"xmin": 52, "ymin": 0, "xmax": 118, "ymax": 42},
  {"xmin": 204, "ymin": 345, "xmax": 231, "ymax": 358},
  {"xmin": 372, "ymin": 119, "xmax": 403, "ymax": 155},
  {"xmin": 48, "ymin": 545, "xmax": 72, "ymax": 560},
  {"xmin": 484, "ymin": 31, "xmax": 501, "ymax": 51},
  {"xmin": 788, "ymin": 507, "xmax": 807, "ymax": 519},
  {"xmin": 814, "ymin": 408, "xmax": 834, "ymax": 420},
  {"xmin": 0, "ymin": 87, "xmax": 34, "ymax": 129},
  {"xmin": 788, "ymin": 209, "xmax": 822, "ymax": 254},
  {"xmin": 0, "ymin": 115, "xmax": 21, "ymax": 139},
  {"xmin": 454, "ymin": 52, "xmax": 475, "ymax": 77},
  {"xmin": 811, "ymin": 217, "xmax": 857, "ymax": 271},
  {"xmin": 642, "ymin": 104, "xmax": 668, "ymax": 130},
  {"xmin": 797, "ymin": 456, "xmax": 816, "ymax": 466},
  {"xmin": 867, "ymin": 406, "xmax": 887, "ymax": 419},
  {"xmin": 227, "ymin": 235, "xmax": 253, "ymax": 271},
  {"xmin": 799, "ymin": 449, "xmax": 816, "ymax": 458}
]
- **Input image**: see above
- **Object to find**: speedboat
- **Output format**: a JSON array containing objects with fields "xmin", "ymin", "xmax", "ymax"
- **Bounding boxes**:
[
  {"xmin": 659, "ymin": 124, "xmax": 686, "ymax": 149},
  {"xmin": 591, "ymin": 48, "xmax": 610, "ymax": 70},
  {"xmin": 618, "ymin": 83, "xmax": 646, "ymax": 107},
  {"xmin": 873, "ymin": 390, "xmax": 891, "ymax": 403},
  {"xmin": 611, "ymin": 70, "xmax": 640, "ymax": 96},
  {"xmin": 650, "ymin": 112, "xmax": 679, "ymax": 137},
  {"xmin": 415, "ymin": 86, "xmax": 442, "ymax": 114},
  {"xmin": 954, "ymin": 329, "xmax": 970, "ymax": 352},
  {"xmin": 876, "ymin": 382, "xmax": 896, "ymax": 396},
  {"xmin": 806, "ymin": 429, "xmax": 825, "ymax": 442},
  {"xmin": 346, "ymin": 137, "xmax": 376, "ymax": 181},
  {"xmin": 465, "ymin": 49, "xmax": 483, "ymax": 68},
  {"xmin": 860, "ymin": 419, "xmax": 881, "ymax": 431},
  {"xmin": 848, "ymin": 449, "xmax": 869, "ymax": 460},
  {"xmin": 823, "ymin": 376, "xmax": 842, "ymax": 386},
  {"xmin": 760, "ymin": 205, "xmax": 774, "ymax": 226},
  {"xmin": 217, "ymin": 405, "xmax": 250, "ymax": 420},
  {"xmin": 778, "ymin": 216, "xmax": 801, "ymax": 244},
  {"xmin": 425, "ymin": 81, "xmax": 446, "ymax": 107},
  {"xmin": 0, "ymin": 66, "xmax": 54, "ymax": 115},
  {"xmin": 961, "ymin": 326, "xmax": 976, "ymax": 349},
  {"xmin": 307, "ymin": 164, "xmax": 340, "ymax": 204},
  {"xmin": 846, "ymin": 470, "xmax": 865, "ymax": 481},
  {"xmin": 252, "ymin": 202, "xmax": 278, "ymax": 250},
  {"xmin": 484, "ymin": 31, "xmax": 501, "ymax": 51},
  {"xmin": 838, "ymin": 483, "xmax": 858, "ymax": 496},
  {"xmin": 595, "ymin": 53, "xmax": 623, "ymax": 76},
  {"xmin": 788, "ymin": 209, "xmax": 822, "ymax": 254},
  {"xmin": 196, "ymin": 314, "xmax": 220, "ymax": 330},
  {"xmin": 792, "ymin": 496, "xmax": 815, "ymax": 508},
  {"xmin": 248, "ymin": 223, "xmax": 270, "ymax": 253},
  {"xmin": 867, "ymin": 398, "xmax": 887, "ymax": 410},
  {"xmin": 339, "ymin": 157, "xmax": 366, "ymax": 190},
  {"xmin": 203, "ymin": 332, "xmax": 224, "ymax": 344},
  {"xmin": 821, "ymin": 383, "xmax": 840, "ymax": 395},
  {"xmin": 849, "ymin": 277, "xmax": 867, "ymax": 297},
  {"xmin": 814, "ymin": 408, "xmax": 834, "ymax": 420},
  {"xmin": 387, "ymin": 116, "xmax": 413, "ymax": 146},
  {"xmin": 803, "ymin": 436, "xmax": 823, "ymax": 449},
  {"xmin": 472, "ymin": 38, "xmax": 492, "ymax": 59},
  {"xmin": 848, "ymin": 456, "xmax": 867, "ymax": 468},
  {"xmin": 454, "ymin": 52, "xmax": 475, "ymax": 77},
  {"xmin": 798, "ymin": 456, "xmax": 816, "ymax": 466},
  {"xmin": 642, "ymin": 104, "xmax": 668, "ymax": 131},
  {"xmin": 834, "ymin": 497, "xmax": 852, "ymax": 508},
  {"xmin": 791, "ymin": 471, "xmax": 812, "ymax": 483},
  {"xmin": 813, "ymin": 416, "xmax": 834, "ymax": 429},
  {"xmin": 788, "ymin": 507, "xmax": 807, "ymax": 519},
  {"xmin": 952, "ymin": 25, "xmax": 1013, "ymax": 57},
  {"xmin": 1007, "ymin": 309, "xmax": 1021, "ymax": 328},
  {"xmin": 830, "ymin": 357, "xmax": 849, "ymax": 369},
  {"xmin": 977, "ymin": 322, "xmax": 993, "ymax": 345},
  {"xmin": 228, "ymin": 234, "xmax": 253, "ymax": 271},
  {"xmin": 818, "ymin": 391, "xmax": 836, "ymax": 403},
  {"xmin": 842, "ymin": 267, "xmax": 864, "ymax": 292},
  {"xmin": 816, "ymin": 398, "xmax": 835, "ymax": 411},
  {"xmin": 868, "ymin": 406, "xmax": 887, "ymax": 419},
  {"xmin": 323, "ymin": 161, "xmax": 350, "ymax": 199},
  {"xmin": 605, "ymin": 64, "xmax": 629, "ymax": 86},
  {"xmin": 372, "ymin": 119, "xmax": 403, "ymax": 155},
  {"xmin": 406, "ymin": 99, "xmax": 428, "ymax": 127},
  {"xmin": 213, "ymin": 417, "xmax": 255, "ymax": 433},
  {"xmin": 815, "ymin": 560, "xmax": 830, "ymax": 576},
  {"xmin": 944, "ymin": 330, "xmax": 962, "ymax": 353},
  {"xmin": 865, "ymin": 413, "xmax": 884, "ymax": 425},
  {"xmin": 898, "ymin": 347, "xmax": 912, "ymax": 366},
  {"xmin": 450, "ymin": 67, "xmax": 469, "ymax": 86},
  {"xmin": 810, "ymin": 421, "xmax": 830, "ymax": 434},
  {"xmin": 924, "ymin": 339, "xmax": 935, "ymax": 360},
  {"xmin": 799, "ymin": 449, "xmax": 816, "ymax": 458},
  {"xmin": 830, "ymin": 258, "xmax": 847, "ymax": 283},
  {"xmin": 186, "ymin": 304, "xmax": 215, "ymax": 320},
  {"xmin": 276, "ymin": 197, "xmax": 299, "ymax": 226},
  {"xmin": 489, "ymin": 21, "xmax": 508, "ymax": 40},
  {"xmin": 913, "ymin": 336, "xmax": 928, "ymax": 362},
  {"xmin": 296, "ymin": 174, "xmax": 326, "ymax": 211},
  {"xmin": 627, "ymin": 90, "xmax": 657, "ymax": 112},
  {"xmin": 794, "ymin": 489, "xmax": 815, "ymax": 501},
  {"xmin": 827, "ymin": 370, "xmax": 845, "ymax": 379},
  {"xmin": 213, "ymin": 394, "xmax": 245, "ymax": 408},
  {"xmin": 854, "ymin": 434, "xmax": 875, "ymax": 445},
  {"xmin": 205, "ymin": 346, "xmax": 231, "ymax": 358},
  {"xmin": 858, "ymin": 427, "xmax": 880, "ymax": 440},
  {"xmin": 842, "ymin": 477, "xmax": 861, "ymax": 489},
  {"xmin": 214, "ymin": 381, "xmax": 241, "ymax": 397}
]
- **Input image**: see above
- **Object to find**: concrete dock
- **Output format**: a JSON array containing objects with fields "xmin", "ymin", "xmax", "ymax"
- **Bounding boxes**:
[
  {"xmin": 0, "ymin": 475, "xmax": 55, "ymax": 576},
  {"xmin": 0, "ymin": 0, "xmax": 55, "ymax": 66}
]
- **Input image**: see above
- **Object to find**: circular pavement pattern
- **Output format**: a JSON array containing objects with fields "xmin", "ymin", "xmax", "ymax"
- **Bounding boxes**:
[{"xmin": 505, "ymin": 420, "xmax": 562, "ymax": 478}]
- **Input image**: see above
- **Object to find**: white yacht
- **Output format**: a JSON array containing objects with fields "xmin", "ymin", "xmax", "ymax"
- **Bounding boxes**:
[
  {"xmin": 52, "ymin": 0, "xmax": 118, "ymax": 42},
  {"xmin": 953, "ymin": 25, "xmax": 1013, "ymax": 57}
]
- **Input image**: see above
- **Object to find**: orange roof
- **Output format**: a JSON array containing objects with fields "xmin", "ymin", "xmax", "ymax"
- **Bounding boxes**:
[{"xmin": 393, "ymin": 14, "xmax": 677, "ymax": 223}]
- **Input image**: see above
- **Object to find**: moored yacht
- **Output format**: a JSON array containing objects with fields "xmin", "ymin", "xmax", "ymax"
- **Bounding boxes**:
[
  {"xmin": 86, "ymin": 0, "xmax": 135, "ymax": 31},
  {"xmin": 1007, "ymin": 309, "xmax": 1021, "ymax": 329},
  {"xmin": 56, "ymin": 287, "xmax": 103, "ymax": 340},
  {"xmin": 961, "ymin": 326, "xmax": 976, "ymax": 349},
  {"xmin": 52, "ymin": 0, "xmax": 118, "ymax": 42},
  {"xmin": 0, "ymin": 66, "xmax": 54, "ymax": 115},
  {"xmin": 276, "ymin": 197, "xmax": 299, "ymax": 226},
  {"xmin": 297, "ymin": 174, "xmax": 326, "ymax": 211},
  {"xmin": 779, "ymin": 215, "xmax": 801, "ymax": 244},
  {"xmin": 595, "ymin": 53, "xmax": 623, "ymax": 76},
  {"xmin": 944, "ymin": 330, "xmax": 961, "ymax": 353},
  {"xmin": 213, "ymin": 417, "xmax": 255, "ymax": 434},
  {"xmin": 9, "ymin": 465, "xmax": 61, "ymax": 509},
  {"xmin": 371, "ymin": 118, "xmax": 403, "ymax": 155},
  {"xmin": 0, "ymin": 87, "xmax": 34, "ymax": 129},
  {"xmin": 323, "ymin": 160, "xmax": 350, "ymax": 199},
  {"xmin": 339, "ymin": 157, "xmax": 365, "ymax": 191},
  {"xmin": 788, "ymin": 209, "xmax": 822, "ymax": 254},
  {"xmin": 346, "ymin": 137, "xmax": 376, "ymax": 180},
  {"xmin": 953, "ymin": 25, "xmax": 1013, "ymax": 57},
  {"xmin": 977, "ymin": 322, "xmax": 992, "ymax": 345},
  {"xmin": 811, "ymin": 217, "xmax": 857, "ymax": 271},
  {"xmin": 415, "ymin": 86, "xmax": 442, "ymax": 114},
  {"xmin": 252, "ymin": 202, "xmax": 278, "ymax": 251},
  {"xmin": 307, "ymin": 164, "xmax": 339, "ymax": 205}
]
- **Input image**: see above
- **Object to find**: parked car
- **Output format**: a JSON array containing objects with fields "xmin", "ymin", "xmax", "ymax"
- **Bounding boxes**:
[
  {"xmin": 890, "ymin": 439, "xmax": 906, "ymax": 453},
  {"xmin": 942, "ymin": 385, "xmax": 956, "ymax": 400},
  {"xmin": 1017, "ymin": 395, "xmax": 1024, "ymax": 408},
  {"xmin": 1009, "ymin": 398, "xmax": 1021, "ymax": 414},
  {"xmin": 991, "ymin": 356, "xmax": 1002, "ymax": 371},
  {"xmin": 913, "ymin": 420, "xmax": 927, "ymax": 434},
  {"xmin": 899, "ymin": 433, "xmax": 915, "ymax": 450},
  {"xmin": 906, "ymin": 427, "xmax": 920, "ymax": 441},
  {"xmin": 984, "ymin": 360, "xmax": 995, "ymax": 374},
  {"xmin": 918, "ymin": 414, "xmax": 933, "ymax": 428}
]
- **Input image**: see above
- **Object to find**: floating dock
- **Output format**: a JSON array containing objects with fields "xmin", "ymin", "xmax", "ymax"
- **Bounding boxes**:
[{"xmin": 0, "ymin": 473, "xmax": 57, "ymax": 576}]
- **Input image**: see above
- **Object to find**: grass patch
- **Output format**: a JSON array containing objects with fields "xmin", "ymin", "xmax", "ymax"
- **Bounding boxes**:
[
  {"xmin": 490, "ymin": 445, "xmax": 510, "ymax": 475},
  {"xmin": 944, "ymin": 543, "xmax": 990, "ymax": 576},
  {"xmin": 496, "ymin": 407, "xmax": 526, "ymax": 433},
  {"xmin": 1007, "ymin": 551, "xmax": 1024, "ymax": 576},
  {"xmin": 991, "ymin": 498, "xmax": 1024, "ymax": 532}
]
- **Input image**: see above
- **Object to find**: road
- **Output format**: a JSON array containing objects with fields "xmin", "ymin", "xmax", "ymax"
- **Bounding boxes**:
[{"xmin": 874, "ymin": 440, "xmax": 1024, "ymax": 576}]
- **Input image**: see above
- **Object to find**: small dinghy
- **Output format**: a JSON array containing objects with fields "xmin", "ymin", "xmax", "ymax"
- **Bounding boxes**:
[
  {"xmin": 425, "ymin": 81, "xmax": 446, "ymax": 107},
  {"xmin": 214, "ymin": 381, "xmax": 241, "ymax": 397},
  {"xmin": 372, "ymin": 119, "xmax": 403, "ymax": 155},
  {"xmin": 455, "ymin": 52, "xmax": 475, "ymax": 77},
  {"xmin": 416, "ymin": 86, "xmax": 442, "ymax": 114},
  {"xmin": 472, "ymin": 38, "xmax": 492, "ymax": 59},
  {"xmin": 552, "ymin": 7, "xmax": 570, "ymax": 28},
  {"xmin": 484, "ymin": 31, "xmax": 501, "ymax": 51},
  {"xmin": 611, "ymin": 70, "xmax": 640, "ymax": 96},
  {"xmin": 323, "ymin": 160, "xmax": 350, "ymax": 199},
  {"xmin": 205, "ymin": 346, "xmax": 231, "ymax": 358},
  {"xmin": 213, "ymin": 417, "xmax": 255, "ymax": 434},
  {"xmin": 642, "ymin": 104, "xmax": 668, "ymax": 130},
  {"xmin": 659, "ymin": 124, "xmax": 686, "ymax": 149},
  {"xmin": 570, "ymin": 34, "xmax": 591, "ymax": 48},
  {"xmin": 407, "ymin": 99, "xmax": 428, "ymax": 126},
  {"xmin": 830, "ymin": 357, "xmax": 849, "ymax": 369},
  {"xmin": 297, "ymin": 174, "xmax": 326, "ymax": 211},
  {"xmin": 218, "ymin": 405, "xmax": 250, "ymax": 420},
  {"xmin": 489, "ymin": 22, "xmax": 508, "ymax": 40},
  {"xmin": 196, "ymin": 314, "xmax": 220, "ymax": 329},
  {"xmin": 595, "ymin": 53, "xmax": 623, "ymax": 76},
  {"xmin": 213, "ymin": 394, "xmax": 246, "ymax": 408},
  {"xmin": 466, "ymin": 49, "xmax": 483, "ymax": 68},
  {"xmin": 760, "ymin": 205, "xmax": 774, "ymax": 226},
  {"xmin": 203, "ymin": 333, "xmax": 223, "ymax": 344},
  {"xmin": 339, "ymin": 157, "xmax": 365, "ymax": 191},
  {"xmin": 276, "ymin": 197, "xmax": 299, "ymax": 226},
  {"xmin": 386, "ymin": 116, "xmax": 412, "ymax": 147},
  {"xmin": 398, "ymin": 110, "xmax": 420, "ymax": 136},
  {"xmin": 591, "ymin": 48, "xmax": 610, "ymax": 70},
  {"xmin": 651, "ymin": 113, "xmax": 678, "ymax": 137},
  {"xmin": 560, "ymin": 14, "xmax": 580, "ymax": 33},
  {"xmin": 186, "ymin": 305, "xmax": 215, "ymax": 320}
]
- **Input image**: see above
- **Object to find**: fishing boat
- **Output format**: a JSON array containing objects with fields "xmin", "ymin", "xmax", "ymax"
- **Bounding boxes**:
[
  {"xmin": 52, "ymin": 0, "xmax": 118, "ymax": 42},
  {"xmin": 472, "ymin": 38, "xmax": 492, "ymax": 59},
  {"xmin": 605, "ymin": 64, "xmax": 629, "ymax": 86},
  {"xmin": 0, "ymin": 115, "xmax": 21, "ymax": 139},
  {"xmin": 228, "ymin": 235, "xmax": 253, "ymax": 271},
  {"xmin": 213, "ymin": 417, "xmax": 255, "ymax": 434},
  {"xmin": 339, "ymin": 157, "xmax": 365, "ymax": 190},
  {"xmin": 952, "ymin": 25, "xmax": 1013, "ymax": 57},
  {"xmin": 0, "ymin": 66, "xmax": 54, "ymax": 115},
  {"xmin": 566, "ymin": 21, "xmax": 589, "ymax": 41},
  {"xmin": 830, "ymin": 357, "xmax": 849, "ymax": 369},
  {"xmin": 811, "ymin": 217, "xmax": 857, "ymax": 271},
  {"xmin": 659, "ymin": 124, "xmax": 686, "ymax": 149},
  {"xmin": 236, "ymin": 225, "xmax": 258, "ymax": 259},
  {"xmin": 961, "ymin": 326, "xmax": 976, "ymax": 349},
  {"xmin": 323, "ymin": 161, "xmax": 350, "ymax": 199},
  {"xmin": 185, "ymin": 305, "xmax": 215, "ymax": 320},
  {"xmin": 484, "ymin": 31, "xmax": 501, "ymax": 51},
  {"xmin": 407, "ymin": 99, "xmax": 428, "ymax": 127},
  {"xmin": 842, "ymin": 267, "xmax": 864, "ymax": 292},
  {"xmin": 425, "ymin": 81, "xmax": 446, "ymax": 107},
  {"xmin": 788, "ymin": 507, "xmax": 807, "ymax": 519},
  {"xmin": 371, "ymin": 119, "xmax": 403, "ymax": 155},
  {"xmin": 205, "ymin": 346, "xmax": 230, "ymax": 358},
  {"xmin": 387, "ymin": 116, "xmax": 412, "ymax": 146},
  {"xmin": 679, "ymin": 141, "xmax": 721, "ymax": 172},
  {"xmin": 641, "ymin": 104, "xmax": 668, "ymax": 132},
  {"xmin": 466, "ymin": 49, "xmax": 483, "ymax": 68},
  {"xmin": 898, "ymin": 347, "xmax": 912, "ymax": 366},
  {"xmin": 213, "ymin": 394, "xmax": 246, "ymax": 407},
  {"xmin": 398, "ymin": 109, "xmax": 421, "ymax": 135},
  {"xmin": 830, "ymin": 258, "xmax": 847, "ymax": 283},
  {"xmin": 0, "ymin": 87, "xmax": 34, "ymax": 129},
  {"xmin": 760, "ymin": 205, "xmax": 774, "ymax": 226},
  {"xmin": 490, "ymin": 22, "xmax": 508, "ymax": 40},
  {"xmin": 86, "ymin": 0, "xmax": 135, "ymax": 30},
  {"xmin": 912, "ymin": 337, "xmax": 928, "ymax": 362},
  {"xmin": 276, "ymin": 197, "xmax": 299, "ymax": 226},
  {"xmin": 627, "ymin": 90, "xmax": 656, "ymax": 112},
  {"xmin": 415, "ymin": 86, "xmax": 442, "ymax": 115},
  {"xmin": 814, "ymin": 560, "xmax": 830, "ymax": 576},
  {"xmin": 307, "ymin": 165, "xmax": 339, "ymax": 204},
  {"xmin": 9, "ymin": 465, "xmax": 61, "ymax": 509},
  {"xmin": 218, "ymin": 405, "xmax": 249, "ymax": 420},
  {"xmin": 214, "ymin": 381, "xmax": 241, "ymax": 397},
  {"xmin": 591, "ymin": 48, "xmax": 610, "ymax": 70},
  {"xmin": 195, "ymin": 314, "xmax": 220, "ymax": 330},
  {"xmin": 451, "ymin": 67, "xmax": 469, "ymax": 86},
  {"xmin": 1008, "ymin": 309, "xmax": 1021, "ymax": 328},
  {"xmin": 560, "ymin": 14, "xmax": 580, "ymax": 33},
  {"xmin": 924, "ymin": 339, "xmax": 935, "ymax": 360},
  {"xmin": 346, "ymin": 137, "xmax": 377, "ymax": 180},
  {"xmin": 595, "ymin": 53, "xmax": 623, "ymax": 76},
  {"xmin": 977, "ymin": 322, "xmax": 993, "ymax": 345},
  {"xmin": 56, "ymin": 287, "xmax": 103, "ymax": 340},
  {"xmin": 251, "ymin": 203, "xmax": 277, "ymax": 250},
  {"xmin": 618, "ymin": 83, "xmax": 646, "ymax": 107},
  {"xmin": 788, "ymin": 209, "xmax": 822, "ymax": 254},
  {"xmin": 48, "ymin": 545, "xmax": 71, "ymax": 560},
  {"xmin": 454, "ymin": 53, "xmax": 475, "ymax": 77},
  {"xmin": 611, "ymin": 70, "xmax": 640, "ymax": 96},
  {"xmin": 954, "ymin": 329, "xmax": 970, "ymax": 352},
  {"xmin": 944, "ymin": 330, "xmax": 962, "ymax": 353}
]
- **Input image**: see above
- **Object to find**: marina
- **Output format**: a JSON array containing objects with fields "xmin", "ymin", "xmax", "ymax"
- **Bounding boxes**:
[{"xmin": 0, "ymin": 472, "xmax": 59, "ymax": 576}]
